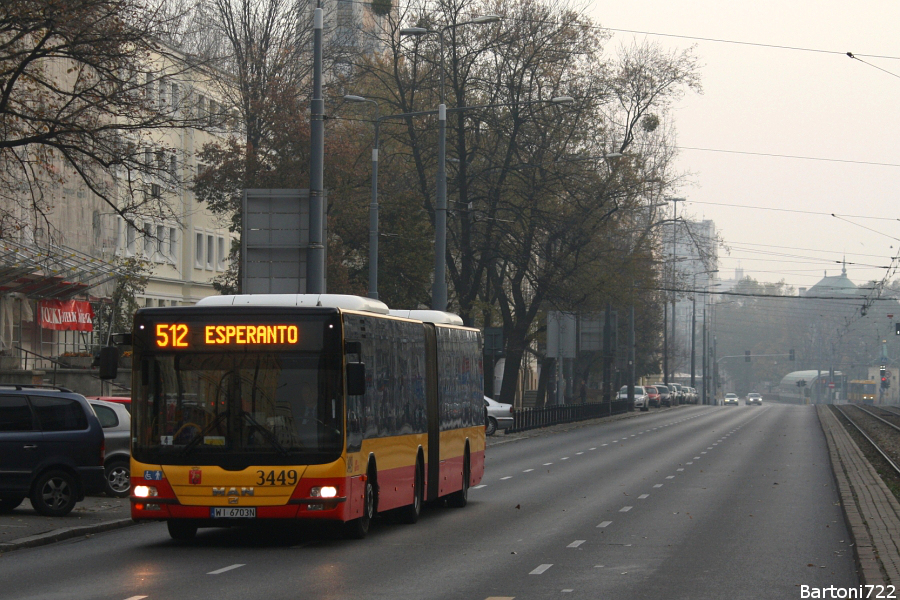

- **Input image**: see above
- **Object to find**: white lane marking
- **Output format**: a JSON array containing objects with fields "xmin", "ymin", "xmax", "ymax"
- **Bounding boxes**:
[
  {"xmin": 544, "ymin": 463, "xmax": 553, "ymax": 466},
  {"xmin": 701, "ymin": 452, "xmax": 707, "ymax": 454},
  {"xmin": 601, "ymin": 444, "xmax": 608, "ymax": 447},
  {"xmin": 589, "ymin": 447, "xmax": 596, "ymax": 450},
  {"xmin": 500, "ymin": 476, "xmax": 513, "ymax": 480},
  {"xmin": 563, "ymin": 590, "xmax": 574, "ymax": 593},
  {"xmin": 568, "ymin": 540, "xmax": 586, "ymax": 548},
  {"xmin": 686, "ymin": 462, "xmax": 693, "ymax": 465},
  {"xmin": 666, "ymin": 476, "xmax": 675, "ymax": 479},
  {"xmin": 523, "ymin": 469, "xmax": 534, "ymax": 473},
  {"xmin": 677, "ymin": 468, "xmax": 684, "ymax": 472},
  {"xmin": 706, "ymin": 447, "xmax": 713, "ymax": 450},
  {"xmin": 124, "ymin": 597, "xmax": 148, "ymax": 600},
  {"xmin": 597, "ymin": 520, "xmax": 613, "ymax": 528},
  {"xmin": 530, "ymin": 564, "xmax": 553, "ymax": 575},
  {"xmin": 561, "ymin": 457, "xmax": 570, "ymax": 460},
  {"xmin": 474, "ymin": 484, "xmax": 487, "ymax": 489},
  {"xmin": 576, "ymin": 452, "xmax": 584, "ymax": 455},
  {"xmin": 653, "ymin": 484, "xmax": 663, "ymax": 488},
  {"xmin": 638, "ymin": 494, "xmax": 649, "ymax": 499},
  {"xmin": 630, "ymin": 435, "xmax": 636, "ymax": 437},
  {"xmin": 694, "ymin": 457, "xmax": 701, "ymax": 460},
  {"xmin": 208, "ymin": 564, "xmax": 245, "ymax": 575},
  {"xmin": 620, "ymin": 506, "xmax": 633, "ymax": 512}
]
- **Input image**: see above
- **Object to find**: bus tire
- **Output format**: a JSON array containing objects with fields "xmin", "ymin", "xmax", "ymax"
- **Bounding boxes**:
[
  {"xmin": 398, "ymin": 458, "xmax": 423, "ymax": 524},
  {"xmin": 446, "ymin": 451, "xmax": 469, "ymax": 508},
  {"xmin": 167, "ymin": 520, "xmax": 198, "ymax": 541},
  {"xmin": 346, "ymin": 472, "xmax": 376, "ymax": 539}
]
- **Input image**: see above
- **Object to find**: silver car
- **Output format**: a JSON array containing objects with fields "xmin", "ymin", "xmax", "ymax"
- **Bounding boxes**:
[
  {"xmin": 484, "ymin": 396, "xmax": 514, "ymax": 436},
  {"xmin": 88, "ymin": 399, "xmax": 131, "ymax": 498},
  {"xmin": 618, "ymin": 386, "xmax": 650, "ymax": 411}
]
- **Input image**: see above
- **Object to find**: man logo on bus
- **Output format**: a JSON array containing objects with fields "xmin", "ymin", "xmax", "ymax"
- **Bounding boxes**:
[{"xmin": 189, "ymin": 469, "xmax": 202, "ymax": 485}]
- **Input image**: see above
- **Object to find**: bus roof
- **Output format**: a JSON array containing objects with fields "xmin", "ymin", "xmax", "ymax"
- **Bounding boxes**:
[
  {"xmin": 388, "ymin": 310, "xmax": 464, "ymax": 326},
  {"xmin": 196, "ymin": 294, "xmax": 390, "ymax": 315}
]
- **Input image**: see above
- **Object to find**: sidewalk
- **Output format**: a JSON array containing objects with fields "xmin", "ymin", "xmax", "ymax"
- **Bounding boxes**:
[{"xmin": 0, "ymin": 495, "xmax": 133, "ymax": 553}]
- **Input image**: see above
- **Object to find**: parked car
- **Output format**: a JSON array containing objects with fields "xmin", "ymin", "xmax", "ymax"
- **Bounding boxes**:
[
  {"xmin": 0, "ymin": 385, "xmax": 105, "ymax": 516},
  {"xmin": 653, "ymin": 384, "xmax": 671, "ymax": 406},
  {"xmin": 87, "ymin": 399, "xmax": 131, "ymax": 497},
  {"xmin": 724, "ymin": 392, "xmax": 740, "ymax": 406},
  {"xmin": 687, "ymin": 387, "xmax": 698, "ymax": 404},
  {"xmin": 746, "ymin": 392, "xmax": 763, "ymax": 406},
  {"xmin": 85, "ymin": 396, "xmax": 131, "ymax": 414},
  {"xmin": 484, "ymin": 396, "xmax": 514, "ymax": 436},
  {"xmin": 645, "ymin": 386, "xmax": 661, "ymax": 408},
  {"xmin": 669, "ymin": 383, "xmax": 686, "ymax": 405},
  {"xmin": 616, "ymin": 386, "xmax": 650, "ymax": 411}
]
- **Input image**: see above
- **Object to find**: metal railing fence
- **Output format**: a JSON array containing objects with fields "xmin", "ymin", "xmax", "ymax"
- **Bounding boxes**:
[{"xmin": 507, "ymin": 399, "xmax": 632, "ymax": 433}]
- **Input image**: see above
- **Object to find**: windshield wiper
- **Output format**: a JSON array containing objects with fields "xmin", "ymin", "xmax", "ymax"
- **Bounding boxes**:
[{"xmin": 241, "ymin": 411, "xmax": 292, "ymax": 456}]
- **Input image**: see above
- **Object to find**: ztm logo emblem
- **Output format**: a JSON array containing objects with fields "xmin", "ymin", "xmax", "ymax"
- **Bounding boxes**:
[{"xmin": 189, "ymin": 469, "xmax": 202, "ymax": 485}]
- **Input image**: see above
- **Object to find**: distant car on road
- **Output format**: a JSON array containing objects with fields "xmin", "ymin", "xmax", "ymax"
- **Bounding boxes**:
[
  {"xmin": 746, "ymin": 392, "xmax": 763, "ymax": 406},
  {"xmin": 484, "ymin": 396, "xmax": 513, "ymax": 436},
  {"xmin": 87, "ymin": 398, "xmax": 131, "ymax": 498},
  {"xmin": 724, "ymin": 392, "xmax": 740, "ymax": 406}
]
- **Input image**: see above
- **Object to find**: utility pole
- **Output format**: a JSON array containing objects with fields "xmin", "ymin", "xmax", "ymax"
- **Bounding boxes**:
[
  {"xmin": 668, "ymin": 198, "xmax": 685, "ymax": 384},
  {"xmin": 307, "ymin": 5, "xmax": 325, "ymax": 293}
]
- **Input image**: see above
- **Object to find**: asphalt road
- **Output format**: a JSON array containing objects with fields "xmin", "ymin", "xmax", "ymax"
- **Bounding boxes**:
[{"xmin": 0, "ymin": 404, "xmax": 857, "ymax": 599}]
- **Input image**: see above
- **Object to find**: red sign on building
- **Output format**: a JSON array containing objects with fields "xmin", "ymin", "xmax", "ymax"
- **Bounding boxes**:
[{"xmin": 38, "ymin": 300, "xmax": 94, "ymax": 331}]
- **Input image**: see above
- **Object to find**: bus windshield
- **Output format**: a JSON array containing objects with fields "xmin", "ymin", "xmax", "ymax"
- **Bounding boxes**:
[{"xmin": 133, "ymin": 349, "xmax": 343, "ymax": 467}]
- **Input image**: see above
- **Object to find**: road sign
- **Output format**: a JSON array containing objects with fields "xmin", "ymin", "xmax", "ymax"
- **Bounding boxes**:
[{"xmin": 828, "ymin": 382, "xmax": 835, "ymax": 389}]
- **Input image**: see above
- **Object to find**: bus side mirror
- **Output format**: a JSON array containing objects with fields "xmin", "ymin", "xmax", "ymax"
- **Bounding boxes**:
[
  {"xmin": 347, "ymin": 362, "xmax": 366, "ymax": 396},
  {"xmin": 98, "ymin": 346, "xmax": 119, "ymax": 380}
]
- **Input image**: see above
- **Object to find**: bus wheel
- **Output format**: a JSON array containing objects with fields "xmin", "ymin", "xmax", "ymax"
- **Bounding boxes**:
[
  {"xmin": 167, "ymin": 520, "xmax": 198, "ymax": 541},
  {"xmin": 446, "ymin": 453, "xmax": 469, "ymax": 508},
  {"xmin": 346, "ymin": 475, "xmax": 375, "ymax": 539},
  {"xmin": 398, "ymin": 459, "xmax": 423, "ymax": 524}
]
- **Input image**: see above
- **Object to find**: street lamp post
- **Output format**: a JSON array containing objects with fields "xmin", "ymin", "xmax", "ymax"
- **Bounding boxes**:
[{"xmin": 401, "ymin": 16, "xmax": 501, "ymax": 311}]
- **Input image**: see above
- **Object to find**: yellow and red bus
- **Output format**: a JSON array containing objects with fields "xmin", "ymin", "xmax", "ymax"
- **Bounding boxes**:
[{"xmin": 117, "ymin": 294, "xmax": 484, "ymax": 540}]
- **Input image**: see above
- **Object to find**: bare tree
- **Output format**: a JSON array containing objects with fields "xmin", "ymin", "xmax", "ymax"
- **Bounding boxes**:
[{"xmin": 0, "ymin": 0, "xmax": 211, "ymax": 240}]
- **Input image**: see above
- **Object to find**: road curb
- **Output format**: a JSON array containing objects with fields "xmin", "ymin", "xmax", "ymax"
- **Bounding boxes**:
[
  {"xmin": 0, "ymin": 518, "xmax": 139, "ymax": 554},
  {"xmin": 817, "ymin": 405, "xmax": 900, "ymax": 585}
]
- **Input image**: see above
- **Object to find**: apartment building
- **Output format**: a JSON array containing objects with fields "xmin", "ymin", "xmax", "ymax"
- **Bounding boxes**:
[{"xmin": 0, "ymin": 44, "xmax": 235, "ymax": 365}]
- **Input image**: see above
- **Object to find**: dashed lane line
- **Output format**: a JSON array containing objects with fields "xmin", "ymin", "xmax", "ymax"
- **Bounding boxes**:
[
  {"xmin": 208, "ymin": 564, "xmax": 245, "ymax": 575},
  {"xmin": 501, "ymin": 476, "xmax": 513, "ymax": 480},
  {"xmin": 620, "ymin": 506, "xmax": 633, "ymax": 512},
  {"xmin": 653, "ymin": 484, "xmax": 663, "ymax": 488},
  {"xmin": 638, "ymin": 494, "xmax": 649, "ymax": 499},
  {"xmin": 567, "ymin": 540, "xmax": 586, "ymax": 548},
  {"xmin": 597, "ymin": 521, "xmax": 613, "ymax": 528},
  {"xmin": 530, "ymin": 564, "xmax": 553, "ymax": 575}
]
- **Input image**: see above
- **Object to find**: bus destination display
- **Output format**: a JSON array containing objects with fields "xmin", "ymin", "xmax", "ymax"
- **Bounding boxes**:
[{"xmin": 153, "ymin": 323, "xmax": 300, "ymax": 348}]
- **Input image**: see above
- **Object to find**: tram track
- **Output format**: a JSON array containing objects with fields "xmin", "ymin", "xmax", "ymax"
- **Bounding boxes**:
[{"xmin": 831, "ymin": 405, "xmax": 900, "ymax": 490}]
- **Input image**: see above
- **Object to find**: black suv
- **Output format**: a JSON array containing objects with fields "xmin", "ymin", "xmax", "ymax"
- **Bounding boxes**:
[{"xmin": 0, "ymin": 385, "xmax": 105, "ymax": 516}]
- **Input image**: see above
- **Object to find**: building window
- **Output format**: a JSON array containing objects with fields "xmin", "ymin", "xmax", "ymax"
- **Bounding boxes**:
[
  {"xmin": 206, "ymin": 235, "xmax": 214, "ymax": 270},
  {"xmin": 217, "ymin": 236, "xmax": 225, "ymax": 271},
  {"xmin": 195, "ymin": 231, "xmax": 204, "ymax": 268},
  {"xmin": 125, "ymin": 223, "xmax": 136, "ymax": 256},
  {"xmin": 156, "ymin": 225, "xmax": 165, "ymax": 256},
  {"xmin": 168, "ymin": 227, "xmax": 178, "ymax": 262},
  {"xmin": 142, "ymin": 222, "xmax": 153, "ymax": 256}
]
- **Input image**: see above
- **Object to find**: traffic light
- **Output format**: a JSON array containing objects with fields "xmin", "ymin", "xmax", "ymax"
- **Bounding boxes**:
[
  {"xmin": 881, "ymin": 365, "xmax": 887, "ymax": 378},
  {"xmin": 745, "ymin": 350, "xmax": 751, "ymax": 363},
  {"xmin": 789, "ymin": 349, "xmax": 795, "ymax": 361},
  {"xmin": 882, "ymin": 376, "xmax": 889, "ymax": 389}
]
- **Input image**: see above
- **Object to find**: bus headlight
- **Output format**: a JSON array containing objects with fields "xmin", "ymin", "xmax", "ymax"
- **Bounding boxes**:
[
  {"xmin": 134, "ymin": 485, "xmax": 158, "ymax": 498},
  {"xmin": 310, "ymin": 486, "xmax": 338, "ymax": 498}
]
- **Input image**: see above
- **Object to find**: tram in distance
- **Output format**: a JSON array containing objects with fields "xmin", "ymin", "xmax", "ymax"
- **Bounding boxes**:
[
  {"xmin": 848, "ymin": 380, "xmax": 877, "ymax": 405},
  {"xmin": 102, "ymin": 294, "xmax": 485, "ymax": 540}
]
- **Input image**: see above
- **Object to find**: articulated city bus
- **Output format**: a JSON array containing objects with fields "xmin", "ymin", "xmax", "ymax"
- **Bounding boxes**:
[{"xmin": 112, "ymin": 294, "xmax": 484, "ymax": 540}]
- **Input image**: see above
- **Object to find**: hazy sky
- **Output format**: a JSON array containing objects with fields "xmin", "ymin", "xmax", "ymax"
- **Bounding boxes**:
[{"xmin": 587, "ymin": 1, "xmax": 900, "ymax": 293}]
